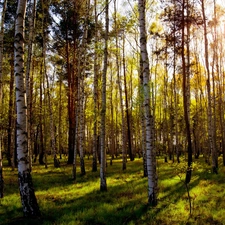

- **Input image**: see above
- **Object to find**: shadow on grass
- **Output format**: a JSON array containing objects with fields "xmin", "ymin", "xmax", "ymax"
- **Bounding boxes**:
[
  {"xmin": 1, "ymin": 177, "xmax": 170, "ymax": 225},
  {"xmin": 2, "ymin": 157, "xmax": 225, "ymax": 225},
  {"xmin": 37, "ymin": 181, "xmax": 161, "ymax": 225}
]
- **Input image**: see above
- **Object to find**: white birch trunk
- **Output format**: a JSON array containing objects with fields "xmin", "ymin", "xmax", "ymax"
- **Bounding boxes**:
[
  {"xmin": 78, "ymin": 73, "xmax": 86, "ymax": 175},
  {"xmin": 100, "ymin": 0, "xmax": 109, "ymax": 191},
  {"xmin": 139, "ymin": 59, "xmax": 147, "ymax": 176},
  {"xmin": 138, "ymin": 0, "xmax": 157, "ymax": 206},
  {"xmin": 76, "ymin": 0, "xmax": 90, "ymax": 176},
  {"xmin": 15, "ymin": 0, "xmax": 40, "ymax": 216}
]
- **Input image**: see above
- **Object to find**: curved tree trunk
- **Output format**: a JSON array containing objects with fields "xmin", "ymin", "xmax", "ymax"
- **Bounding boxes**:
[{"xmin": 14, "ymin": 0, "xmax": 40, "ymax": 216}]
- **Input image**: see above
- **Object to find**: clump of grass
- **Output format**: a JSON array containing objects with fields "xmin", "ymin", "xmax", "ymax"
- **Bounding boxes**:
[{"xmin": 1, "ymin": 156, "xmax": 225, "ymax": 224}]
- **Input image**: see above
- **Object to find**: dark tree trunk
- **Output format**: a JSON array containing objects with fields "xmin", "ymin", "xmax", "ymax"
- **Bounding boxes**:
[
  {"xmin": 122, "ymin": 35, "xmax": 133, "ymax": 161},
  {"xmin": 7, "ymin": 53, "xmax": 14, "ymax": 166}
]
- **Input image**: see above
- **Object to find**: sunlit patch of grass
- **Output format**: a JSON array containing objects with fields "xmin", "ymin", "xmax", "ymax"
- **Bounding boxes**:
[{"xmin": 1, "ymin": 156, "xmax": 225, "ymax": 224}]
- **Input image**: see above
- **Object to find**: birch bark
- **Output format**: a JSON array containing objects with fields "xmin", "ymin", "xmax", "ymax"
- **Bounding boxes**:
[
  {"xmin": 14, "ymin": 0, "xmax": 40, "ymax": 216},
  {"xmin": 100, "ymin": 0, "xmax": 109, "ymax": 191},
  {"xmin": 138, "ymin": 0, "xmax": 157, "ymax": 205}
]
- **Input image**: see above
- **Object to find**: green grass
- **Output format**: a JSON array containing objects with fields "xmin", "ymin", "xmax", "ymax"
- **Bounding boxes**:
[{"xmin": 0, "ymin": 156, "xmax": 225, "ymax": 225}]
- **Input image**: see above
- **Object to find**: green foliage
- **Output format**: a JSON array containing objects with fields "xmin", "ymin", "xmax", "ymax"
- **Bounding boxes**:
[{"xmin": 1, "ymin": 157, "xmax": 225, "ymax": 224}]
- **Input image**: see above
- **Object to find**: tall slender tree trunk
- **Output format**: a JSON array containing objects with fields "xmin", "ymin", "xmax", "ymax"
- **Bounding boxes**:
[
  {"xmin": 26, "ymin": 0, "xmax": 36, "ymax": 171},
  {"xmin": 45, "ymin": 68, "xmax": 59, "ymax": 167},
  {"xmin": 92, "ymin": 0, "xmax": 99, "ymax": 172},
  {"xmin": 139, "ymin": 58, "xmax": 147, "ymax": 177},
  {"xmin": 138, "ymin": 0, "xmax": 157, "ymax": 206},
  {"xmin": 58, "ymin": 74, "xmax": 62, "ymax": 159},
  {"xmin": 109, "ymin": 65, "xmax": 115, "ymax": 163},
  {"xmin": 38, "ymin": 62, "xmax": 45, "ymax": 165},
  {"xmin": 113, "ymin": 0, "xmax": 126, "ymax": 170},
  {"xmin": 172, "ymin": 0, "xmax": 179, "ymax": 163},
  {"xmin": 181, "ymin": 0, "xmax": 192, "ymax": 184},
  {"xmin": 122, "ymin": 33, "xmax": 133, "ymax": 161},
  {"xmin": 77, "ymin": 69, "xmax": 85, "ymax": 175},
  {"xmin": 76, "ymin": 0, "xmax": 90, "ymax": 176},
  {"xmin": 100, "ymin": 0, "xmax": 109, "ymax": 191},
  {"xmin": 201, "ymin": 0, "xmax": 218, "ymax": 173},
  {"xmin": 0, "ymin": 0, "xmax": 8, "ymax": 198},
  {"xmin": 7, "ymin": 52, "xmax": 15, "ymax": 167},
  {"xmin": 42, "ymin": 0, "xmax": 59, "ymax": 168},
  {"xmin": 67, "ymin": 1, "xmax": 76, "ymax": 165},
  {"xmin": 14, "ymin": 0, "xmax": 40, "ymax": 216},
  {"xmin": 211, "ymin": 0, "xmax": 218, "ymax": 169},
  {"xmin": 72, "ymin": 108, "xmax": 78, "ymax": 180}
]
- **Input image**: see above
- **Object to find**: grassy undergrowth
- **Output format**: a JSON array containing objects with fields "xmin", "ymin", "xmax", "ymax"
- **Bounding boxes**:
[{"xmin": 0, "ymin": 156, "xmax": 225, "ymax": 225}]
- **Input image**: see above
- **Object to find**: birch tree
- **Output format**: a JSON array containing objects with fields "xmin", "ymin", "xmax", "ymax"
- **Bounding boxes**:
[
  {"xmin": 77, "ymin": 0, "xmax": 90, "ymax": 176},
  {"xmin": 138, "ymin": 0, "xmax": 157, "ymax": 206},
  {"xmin": 14, "ymin": 0, "xmax": 40, "ymax": 216},
  {"xmin": 100, "ymin": 0, "xmax": 109, "ymax": 191}
]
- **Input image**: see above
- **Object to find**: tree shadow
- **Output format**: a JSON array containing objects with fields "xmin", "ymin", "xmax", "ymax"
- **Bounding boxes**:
[{"xmin": 2, "ymin": 158, "xmax": 225, "ymax": 225}]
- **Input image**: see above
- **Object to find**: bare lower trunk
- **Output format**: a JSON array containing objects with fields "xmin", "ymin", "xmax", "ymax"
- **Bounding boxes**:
[
  {"xmin": 78, "ymin": 81, "xmax": 86, "ymax": 175},
  {"xmin": 72, "ymin": 111, "xmax": 78, "ymax": 180}
]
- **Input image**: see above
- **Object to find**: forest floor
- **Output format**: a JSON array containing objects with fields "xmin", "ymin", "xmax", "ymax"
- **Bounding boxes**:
[{"xmin": 0, "ymin": 155, "xmax": 225, "ymax": 225}]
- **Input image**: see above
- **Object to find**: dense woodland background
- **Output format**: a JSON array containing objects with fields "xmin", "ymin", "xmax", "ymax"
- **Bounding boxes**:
[{"xmin": 1, "ymin": 0, "xmax": 225, "ymax": 223}]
